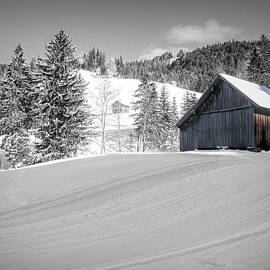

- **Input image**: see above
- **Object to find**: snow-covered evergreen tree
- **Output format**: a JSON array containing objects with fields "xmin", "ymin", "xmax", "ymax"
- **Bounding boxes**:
[
  {"xmin": 1, "ymin": 132, "xmax": 31, "ymax": 168},
  {"xmin": 158, "ymin": 86, "xmax": 171, "ymax": 151},
  {"xmin": 115, "ymin": 56, "xmax": 124, "ymax": 75},
  {"xmin": 247, "ymin": 46, "xmax": 263, "ymax": 83},
  {"xmin": 82, "ymin": 47, "xmax": 106, "ymax": 74},
  {"xmin": 180, "ymin": 90, "xmax": 198, "ymax": 115},
  {"xmin": 132, "ymin": 75, "xmax": 161, "ymax": 151},
  {"xmin": 35, "ymin": 30, "xmax": 91, "ymax": 162},
  {"xmin": 132, "ymin": 83, "xmax": 180, "ymax": 152},
  {"xmin": 168, "ymin": 97, "xmax": 179, "ymax": 151},
  {"xmin": 0, "ymin": 44, "xmax": 38, "ymax": 167},
  {"xmin": 106, "ymin": 57, "xmax": 117, "ymax": 76}
]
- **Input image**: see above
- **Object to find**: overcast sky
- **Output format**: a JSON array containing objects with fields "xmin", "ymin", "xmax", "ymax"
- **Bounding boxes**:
[{"xmin": 0, "ymin": 0, "xmax": 269, "ymax": 62}]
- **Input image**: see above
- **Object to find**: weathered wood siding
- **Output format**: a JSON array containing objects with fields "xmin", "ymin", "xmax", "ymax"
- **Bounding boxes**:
[
  {"xmin": 198, "ymin": 81, "xmax": 251, "ymax": 113},
  {"xmin": 180, "ymin": 81, "xmax": 255, "ymax": 151},
  {"xmin": 254, "ymin": 113, "xmax": 270, "ymax": 149}
]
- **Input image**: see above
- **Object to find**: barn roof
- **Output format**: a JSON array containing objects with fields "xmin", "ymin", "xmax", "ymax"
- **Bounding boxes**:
[
  {"xmin": 220, "ymin": 74, "xmax": 270, "ymax": 109},
  {"xmin": 177, "ymin": 74, "xmax": 270, "ymax": 128}
]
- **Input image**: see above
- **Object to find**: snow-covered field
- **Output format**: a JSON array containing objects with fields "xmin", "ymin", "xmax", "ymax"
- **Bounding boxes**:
[
  {"xmin": 79, "ymin": 70, "xmax": 202, "ymax": 154},
  {"xmin": 79, "ymin": 70, "xmax": 202, "ymax": 131},
  {"xmin": 0, "ymin": 151, "xmax": 270, "ymax": 270}
]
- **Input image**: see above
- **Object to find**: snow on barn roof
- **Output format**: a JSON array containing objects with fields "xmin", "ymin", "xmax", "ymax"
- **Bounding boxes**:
[{"xmin": 220, "ymin": 73, "xmax": 270, "ymax": 109}]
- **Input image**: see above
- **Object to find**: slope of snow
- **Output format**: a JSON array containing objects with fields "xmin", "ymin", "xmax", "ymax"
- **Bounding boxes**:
[
  {"xmin": 79, "ymin": 70, "xmax": 202, "ymax": 131},
  {"xmin": 0, "ymin": 152, "xmax": 270, "ymax": 270},
  {"xmin": 220, "ymin": 73, "xmax": 270, "ymax": 109}
]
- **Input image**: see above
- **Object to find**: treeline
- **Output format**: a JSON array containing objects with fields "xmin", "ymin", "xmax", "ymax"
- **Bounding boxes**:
[
  {"xmin": 80, "ymin": 47, "xmax": 118, "ymax": 76},
  {"xmin": 0, "ymin": 30, "xmax": 92, "ymax": 168},
  {"xmin": 115, "ymin": 35, "xmax": 270, "ymax": 92},
  {"xmin": 81, "ymin": 47, "xmax": 106, "ymax": 74},
  {"xmin": 2, "ymin": 35, "xmax": 270, "ymax": 93}
]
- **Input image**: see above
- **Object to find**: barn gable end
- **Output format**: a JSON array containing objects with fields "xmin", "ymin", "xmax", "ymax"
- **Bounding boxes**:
[{"xmin": 198, "ymin": 80, "xmax": 252, "ymax": 113}]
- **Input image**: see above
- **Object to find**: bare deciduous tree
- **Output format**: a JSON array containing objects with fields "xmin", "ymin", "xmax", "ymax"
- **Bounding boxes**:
[{"xmin": 95, "ymin": 78, "xmax": 118, "ymax": 154}]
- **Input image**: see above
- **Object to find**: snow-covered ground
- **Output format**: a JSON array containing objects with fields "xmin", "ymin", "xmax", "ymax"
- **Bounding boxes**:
[
  {"xmin": 79, "ymin": 70, "xmax": 202, "ymax": 154},
  {"xmin": 0, "ymin": 151, "xmax": 270, "ymax": 270},
  {"xmin": 79, "ymin": 70, "xmax": 202, "ymax": 132}
]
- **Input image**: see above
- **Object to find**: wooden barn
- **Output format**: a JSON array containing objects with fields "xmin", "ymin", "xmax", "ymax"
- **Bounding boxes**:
[{"xmin": 177, "ymin": 74, "xmax": 270, "ymax": 151}]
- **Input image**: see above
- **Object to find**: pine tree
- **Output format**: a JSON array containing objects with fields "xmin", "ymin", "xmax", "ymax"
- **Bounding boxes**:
[
  {"xmin": 89, "ymin": 47, "xmax": 96, "ymax": 70},
  {"xmin": 132, "ymin": 75, "xmax": 161, "ymax": 151},
  {"xmin": 35, "ymin": 30, "xmax": 91, "ymax": 162},
  {"xmin": 30, "ymin": 57, "xmax": 38, "ymax": 72},
  {"xmin": 247, "ymin": 46, "xmax": 263, "ymax": 83},
  {"xmin": 168, "ymin": 97, "xmax": 179, "ymax": 151},
  {"xmin": 81, "ymin": 47, "xmax": 107, "ymax": 74},
  {"xmin": 106, "ymin": 57, "xmax": 117, "ymax": 76},
  {"xmin": 158, "ymin": 86, "xmax": 171, "ymax": 151},
  {"xmin": 115, "ymin": 56, "xmax": 124, "ymax": 75},
  {"xmin": 100, "ymin": 52, "xmax": 107, "ymax": 75},
  {"xmin": 0, "ymin": 64, "xmax": 8, "ymax": 80},
  {"xmin": 144, "ymin": 84, "xmax": 161, "ymax": 150},
  {"xmin": 181, "ymin": 90, "xmax": 198, "ymax": 115},
  {"xmin": 0, "ymin": 44, "xmax": 38, "ymax": 167}
]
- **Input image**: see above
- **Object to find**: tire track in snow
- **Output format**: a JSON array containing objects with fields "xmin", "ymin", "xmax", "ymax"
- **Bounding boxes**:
[
  {"xmin": 97, "ymin": 225, "xmax": 270, "ymax": 270},
  {"xmin": 0, "ymin": 158, "xmax": 225, "ymax": 225}
]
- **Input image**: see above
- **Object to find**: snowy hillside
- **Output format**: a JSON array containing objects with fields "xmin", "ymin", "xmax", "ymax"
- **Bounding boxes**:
[
  {"xmin": 0, "ymin": 151, "xmax": 270, "ymax": 270},
  {"xmin": 79, "ymin": 70, "xmax": 202, "ymax": 131}
]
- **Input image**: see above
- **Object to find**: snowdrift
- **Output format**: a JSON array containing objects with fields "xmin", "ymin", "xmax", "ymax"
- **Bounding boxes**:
[{"xmin": 0, "ymin": 151, "xmax": 270, "ymax": 270}]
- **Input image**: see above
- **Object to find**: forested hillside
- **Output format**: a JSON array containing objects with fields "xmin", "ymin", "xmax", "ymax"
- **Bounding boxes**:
[
  {"xmin": 1, "ymin": 35, "xmax": 269, "ymax": 93},
  {"xmin": 114, "ymin": 35, "xmax": 270, "ymax": 92}
]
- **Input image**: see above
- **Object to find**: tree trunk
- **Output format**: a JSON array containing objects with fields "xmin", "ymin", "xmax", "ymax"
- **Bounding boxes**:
[{"xmin": 117, "ymin": 112, "xmax": 121, "ymax": 152}]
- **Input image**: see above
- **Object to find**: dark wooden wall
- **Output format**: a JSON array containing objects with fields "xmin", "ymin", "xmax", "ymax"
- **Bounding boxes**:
[
  {"xmin": 180, "ymin": 81, "xmax": 255, "ymax": 151},
  {"xmin": 254, "ymin": 113, "xmax": 270, "ymax": 149},
  {"xmin": 198, "ymin": 81, "xmax": 251, "ymax": 113}
]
